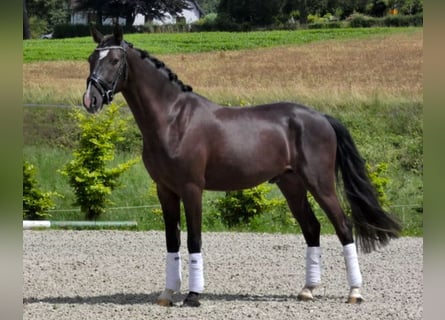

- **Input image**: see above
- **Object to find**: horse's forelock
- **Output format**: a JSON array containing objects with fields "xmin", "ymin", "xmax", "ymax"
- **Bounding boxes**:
[{"xmin": 98, "ymin": 34, "xmax": 120, "ymax": 48}]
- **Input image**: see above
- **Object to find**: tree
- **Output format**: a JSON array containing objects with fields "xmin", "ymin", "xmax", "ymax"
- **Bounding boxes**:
[
  {"xmin": 198, "ymin": 0, "xmax": 218, "ymax": 13},
  {"xmin": 368, "ymin": 0, "xmax": 388, "ymax": 17},
  {"xmin": 72, "ymin": 0, "xmax": 191, "ymax": 27},
  {"xmin": 217, "ymin": 0, "xmax": 282, "ymax": 27},
  {"xmin": 298, "ymin": 0, "xmax": 308, "ymax": 25},
  {"xmin": 388, "ymin": 0, "xmax": 423, "ymax": 15},
  {"xmin": 24, "ymin": 0, "xmax": 70, "ymax": 38},
  {"xmin": 23, "ymin": 0, "xmax": 31, "ymax": 39},
  {"xmin": 27, "ymin": 0, "xmax": 71, "ymax": 25},
  {"xmin": 71, "ymin": 0, "xmax": 112, "ymax": 26}
]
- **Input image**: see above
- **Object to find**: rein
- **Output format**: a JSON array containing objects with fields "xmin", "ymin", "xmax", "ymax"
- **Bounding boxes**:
[{"xmin": 87, "ymin": 44, "xmax": 128, "ymax": 105}]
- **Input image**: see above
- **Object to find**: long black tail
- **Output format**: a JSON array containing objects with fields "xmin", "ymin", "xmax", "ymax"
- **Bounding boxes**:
[{"xmin": 325, "ymin": 115, "xmax": 402, "ymax": 253}]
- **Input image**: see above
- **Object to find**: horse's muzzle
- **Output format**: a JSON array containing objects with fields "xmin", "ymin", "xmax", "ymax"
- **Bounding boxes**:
[{"xmin": 83, "ymin": 82, "xmax": 104, "ymax": 114}]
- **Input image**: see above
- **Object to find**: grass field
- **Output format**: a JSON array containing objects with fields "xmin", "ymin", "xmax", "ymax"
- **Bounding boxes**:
[
  {"xmin": 23, "ymin": 27, "xmax": 416, "ymax": 63},
  {"xmin": 23, "ymin": 27, "xmax": 423, "ymax": 235}
]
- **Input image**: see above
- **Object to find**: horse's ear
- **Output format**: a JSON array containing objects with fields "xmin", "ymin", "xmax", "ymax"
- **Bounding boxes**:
[
  {"xmin": 90, "ymin": 23, "xmax": 103, "ymax": 43},
  {"xmin": 113, "ymin": 24, "xmax": 123, "ymax": 43}
]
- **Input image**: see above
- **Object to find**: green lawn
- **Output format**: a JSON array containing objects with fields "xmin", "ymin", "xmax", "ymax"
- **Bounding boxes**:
[{"xmin": 23, "ymin": 27, "xmax": 418, "ymax": 63}]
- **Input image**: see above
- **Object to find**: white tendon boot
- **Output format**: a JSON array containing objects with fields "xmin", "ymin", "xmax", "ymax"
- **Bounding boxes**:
[
  {"xmin": 188, "ymin": 253, "xmax": 204, "ymax": 294},
  {"xmin": 157, "ymin": 252, "xmax": 182, "ymax": 306},
  {"xmin": 343, "ymin": 243, "xmax": 364, "ymax": 303},
  {"xmin": 182, "ymin": 253, "xmax": 204, "ymax": 307},
  {"xmin": 298, "ymin": 246, "xmax": 321, "ymax": 301}
]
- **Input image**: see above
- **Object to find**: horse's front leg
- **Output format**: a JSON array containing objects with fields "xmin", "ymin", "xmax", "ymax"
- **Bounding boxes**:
[
  {"xmin": 156, "ymin": 184, "xmax": 182, "ymax": 307},
  {"xmin": 181, "ymin": 183, "xmax": 204, "ymax": 307}
]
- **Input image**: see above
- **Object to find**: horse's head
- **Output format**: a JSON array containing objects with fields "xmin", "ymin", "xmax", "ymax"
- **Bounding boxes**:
[{"xmin": 83, "ymin": 24, "xmax": 128, "ymax": 114}]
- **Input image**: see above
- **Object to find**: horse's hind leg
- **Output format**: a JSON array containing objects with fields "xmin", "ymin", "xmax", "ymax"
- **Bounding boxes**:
[
  {"xmin": 277, "ymin": 174, "xmax": 322, "ymax": 301},
  {"xmin": 301, "ymin": 163, "xmax": 364, "ymax": 303}
]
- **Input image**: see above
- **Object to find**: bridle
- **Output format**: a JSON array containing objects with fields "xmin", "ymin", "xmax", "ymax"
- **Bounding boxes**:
[{"xmin": 86, "ymin": 43, "xmax": 128, "ymax": 105}]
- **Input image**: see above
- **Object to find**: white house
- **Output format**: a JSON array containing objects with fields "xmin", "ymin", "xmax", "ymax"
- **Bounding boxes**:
[{"xmin": 71, "ymin": 0, "xmax": 204, "ymax": 26}]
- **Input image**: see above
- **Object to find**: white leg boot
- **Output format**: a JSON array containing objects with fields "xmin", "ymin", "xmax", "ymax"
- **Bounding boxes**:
[
  {"xmin": 183, "ymin": 253, "xmax": 204, "ymax": 307},
  {"xmin": 343, "ymin": 243, "xmax": 364, "ymax": 303},
  {"xmin": 188, "ymin": 253, "xmax": 204, "ymax": 293},
  {"xmin": 157, "ymin": 252, "xmax": 182, "ymax": 306},
  {"xmin": 298, "ymin": 246, "xmax": 321, "ymax": 301}
]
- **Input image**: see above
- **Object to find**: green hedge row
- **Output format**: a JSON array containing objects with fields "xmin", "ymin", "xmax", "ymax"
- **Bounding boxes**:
[{"xmin": 348, "ymin": 13, "xmax": 423, "ymax": 28}]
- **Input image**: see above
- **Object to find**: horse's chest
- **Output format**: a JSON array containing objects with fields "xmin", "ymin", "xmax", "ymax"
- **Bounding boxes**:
[
  {"xmin": 141, "ymin": 149, "xmax": 188, "ymax": 190},
  {"xmin": 142, "ymin": 154, "xmax": 170, "ymax": 182}
]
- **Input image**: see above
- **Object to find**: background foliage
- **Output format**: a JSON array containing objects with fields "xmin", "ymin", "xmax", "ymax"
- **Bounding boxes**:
[
  {"xmin": 23, "ymin": 0, "xmax": 423, "ymax": 38},
  {"xmin": 23, "ymin": 161, "xmax": 59, "ymax": 220}
]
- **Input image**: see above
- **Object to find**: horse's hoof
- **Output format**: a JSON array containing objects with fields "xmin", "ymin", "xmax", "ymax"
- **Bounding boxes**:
[
  {"xmin": 347, "ymin": 295, "xmax": 364, "ymax": 304},
  {"xmin": 347, "ymin": 287, "xmax": 364, "ymax": 304},
  {"xmin": 297, "ymin": 286, "xmax": 315, "ymax": 301},
  {"xmin": 182, "ymin": 292, "xmax": 201, "ymax": 307},
  {"xmin": 157, "ymin": 289, "xmax": 174, "ymax": 307},
  {"xmin": 156, "ymin": 298, "xmax": 173, "ymax": 307}
]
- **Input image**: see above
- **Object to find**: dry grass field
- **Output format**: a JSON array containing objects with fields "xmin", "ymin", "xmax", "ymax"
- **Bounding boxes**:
[{"xmin": 23, "ymin": 30, "xmax": 422, "ymax": 108}]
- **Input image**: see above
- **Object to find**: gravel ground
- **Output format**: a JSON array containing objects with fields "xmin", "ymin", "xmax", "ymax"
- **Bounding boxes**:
[{"xmin": 23, "ymin": 231, "xmax": 422, "ymax": 319}]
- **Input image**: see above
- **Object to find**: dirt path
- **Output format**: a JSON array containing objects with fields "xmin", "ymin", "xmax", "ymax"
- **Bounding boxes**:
[{"xmin": 23, "ymin": 231, "xmax": 422, "ymax": 319}]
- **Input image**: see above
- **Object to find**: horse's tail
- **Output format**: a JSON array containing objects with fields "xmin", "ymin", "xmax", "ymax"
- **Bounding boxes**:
[{"xmin": 324, "ymin": 114, "xmax": 402, "ymax": 253}]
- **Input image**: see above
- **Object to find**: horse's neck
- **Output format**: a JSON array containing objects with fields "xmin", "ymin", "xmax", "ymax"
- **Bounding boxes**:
[{"xmin": 122, "ymin": 50, "xmax": 181, "ymax": 139}]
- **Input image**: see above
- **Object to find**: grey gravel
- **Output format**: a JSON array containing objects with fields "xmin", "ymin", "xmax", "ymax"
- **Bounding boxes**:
[{"xmin": 23, "ymin": 230, "xmax": 422, "ymax": 319}]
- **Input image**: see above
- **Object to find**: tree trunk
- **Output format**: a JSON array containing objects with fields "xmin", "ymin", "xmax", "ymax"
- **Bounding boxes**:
[
  {"xmin": 23, "ymin": 0, "xmax": 31, "ymax": 39},
  {"xmin": 125, "ymin": 12, "xmax": 135, "ymax": 27},
  {"xmin": 97, "ymin": 9, "xmax": 103, "ymax": 26},
  {"xmin": 299, "ymin": 0, "xmax": 308, "ymax": 26}
]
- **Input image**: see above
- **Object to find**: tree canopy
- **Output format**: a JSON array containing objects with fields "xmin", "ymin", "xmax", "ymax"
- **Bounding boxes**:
[
  {"xmin": 23, "ymin": 0, "xmax": 423, "ymax": 39},
  {"xmin": 216, "ymin": 0, "xmax": 423, "ymax": 27},
  {"xmin": 71, "ymin": 0, "xmax": 191, "ymax": 26}
]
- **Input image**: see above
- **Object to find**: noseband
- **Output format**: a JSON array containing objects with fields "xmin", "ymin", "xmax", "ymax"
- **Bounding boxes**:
[{"xmin": 87, "ymin": 44, "xmax": 127, "ymax": 105}]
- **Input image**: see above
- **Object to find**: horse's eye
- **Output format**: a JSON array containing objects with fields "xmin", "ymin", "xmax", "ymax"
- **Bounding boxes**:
[{"xmin": 111, "ymin": 58, "xmax": 119, "ymax": 66}]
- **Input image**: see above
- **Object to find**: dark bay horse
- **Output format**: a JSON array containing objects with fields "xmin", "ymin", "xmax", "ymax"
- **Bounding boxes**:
[{"xmin": 82, "ymin": 25, "xmax": 401, "ymax": 307}]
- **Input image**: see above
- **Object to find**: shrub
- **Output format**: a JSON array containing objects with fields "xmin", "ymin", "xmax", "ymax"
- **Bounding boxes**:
[
  {"xmin": 214, "ymin": 183, "xmax": 280, "ymax": 227},
  {"xmin": 308, "ymin": 21, "xmax": 343, "ymax": 29},
  {"xmin": 60, "ymin": 103, "xmax": 139, "ymax": 220},
  {"xmin": 367, "ymin": 162, "xmax": 391, "ymax": 210},
  {"xmin": 347, "ymin": 13, "xmax": 423, "ymax": 28},
  {"xmin": 191, "ymin": 13, "xmax": 219, "ymax": 32},
  {"xmin": 212, "ymin": 13, "xmax": 242, "ymax": 32},
  {"xmin": 23, "ymin": 161, "xmax": 59, "ymax": 220},
  {"xmin": 383, "ymin": 14, "xmax": 423, "ymax": 27},
  {"xmin": 141, "ymin": 22, "xmax": 190, "ymax": 33},
  {"xmin": 348, "ymin": 13, "xmax": 376, "ymax": 28}
]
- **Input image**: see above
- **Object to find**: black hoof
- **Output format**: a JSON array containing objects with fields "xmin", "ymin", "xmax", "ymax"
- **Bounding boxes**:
[{"xmin": 182, "ymin": 292, "xmax": 201, "ymax": 307}]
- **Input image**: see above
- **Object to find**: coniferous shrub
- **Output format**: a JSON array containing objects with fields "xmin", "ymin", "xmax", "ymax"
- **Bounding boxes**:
[
  {"xmin": 60, "ymin": 104, "xmax": 138, "ymax": 220},
  {"xmin": 215, "ymin": 183, "xmax": 280, "ymax": 227},
  {"xmin": 23, "ymin": 161, "xmax": 58, "ymax": 220}
]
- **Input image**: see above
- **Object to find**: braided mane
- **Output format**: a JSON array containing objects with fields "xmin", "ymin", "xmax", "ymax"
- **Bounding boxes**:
[{"xmin": 126, "ymin": 42, "xmax": 192, "ymax": 93}]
